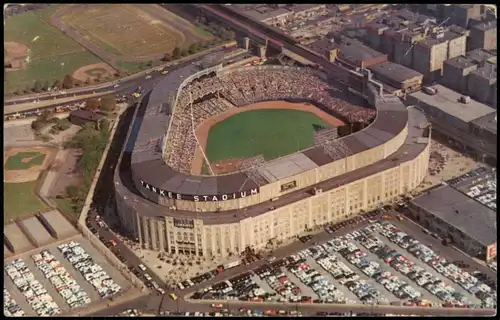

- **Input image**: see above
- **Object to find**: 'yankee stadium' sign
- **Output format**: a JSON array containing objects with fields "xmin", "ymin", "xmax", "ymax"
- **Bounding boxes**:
[{"xmin": 140, "ymin": 180, "xmax": 259, "ymax": 202}]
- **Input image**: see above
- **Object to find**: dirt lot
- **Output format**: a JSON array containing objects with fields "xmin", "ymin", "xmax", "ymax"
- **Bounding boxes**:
[
  {"xmin": 4, "ymin": 41, "xmax": 29, "ymax": 71},
  {"xmin": 192, "ymin": 101, "xmax": 345, "ymax": 175},
  {"xmin": 47, "ymin": 148, "xmax": 82, "ymax": 198},
  {"xmin": 4, "ymin": 147, "xmax": 57, "ymax": 183}
]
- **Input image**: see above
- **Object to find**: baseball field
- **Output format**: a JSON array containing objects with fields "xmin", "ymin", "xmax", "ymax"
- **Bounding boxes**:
[
  {"xmin": 194, "ymin": 101, "xmax": 345, "ymax": 174},
  {"xmin": 3, "ymin": 5, "xmax": 106, "ymax": 94},
  {"xmin": 55, "ymin": 4, "xmax": 214, "ymax": 60}
]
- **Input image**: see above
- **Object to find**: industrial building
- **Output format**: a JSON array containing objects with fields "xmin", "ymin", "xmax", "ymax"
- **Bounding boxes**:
[
  {"xmin": 443, "ymin": 4, "xmax": 482, "ymax": 29},
  {"xmin": 407, "ymin": 84, "xmax": 497, "ymax": 163},
  {"xmin": 441, "ymin": 55, "xmax": 478, "ymax": 94},
  {"xmin": 364, "ymin": 14, "xmax": 467, "ymax": 83},
  {"xmin": 467, "ymin": 62, "xmax": 497, "ymax": 105},
  {"xmin": 308, "ymin": 37, "xmax": 388, "ymax": 68},
  {"xmin": 408, "ymin": 168, "xmax": 497, "ymax": 262},
  {"xmin": 468, "ymin": 20, "xmax": 497, "ymax": 51},
  {"xmin": 368, "ymin": 62, "xmax": 423, "ymax": 95}
]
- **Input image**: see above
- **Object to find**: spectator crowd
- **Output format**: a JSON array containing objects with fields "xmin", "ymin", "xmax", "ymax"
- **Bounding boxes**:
[{"xmin": 164, "ymin": 67, "xmax": 377, "ymax": 174}]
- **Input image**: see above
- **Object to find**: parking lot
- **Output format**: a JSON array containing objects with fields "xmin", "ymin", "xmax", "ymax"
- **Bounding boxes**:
[
  {"xmin": 3, "ymin": 236, "xmax": 132, "ymax": 315},
  {"xmin": 185, "ymin": 219, "xmax": 496, "ymax": 310}
]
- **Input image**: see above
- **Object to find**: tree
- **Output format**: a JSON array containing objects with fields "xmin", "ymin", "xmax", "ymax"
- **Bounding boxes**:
[
  {"xmin": 31, "ymin": 120, "xmax": 45, "ymax": 132},
  {"xmin": 180, "ymin": 49, "xmax": 188, "ymax": 57},
  {"xmin": 161, "ymin": 53, "xmax": 171, "ymax": 62},
  {"xmin": 85, "ymin": 98, "xmax": 101, "ymax": 112},
  {"xmin": 147, "ymin": 60, "xmax": 153, "ymax": 67},
  {"xmin": 33, "ymin": 80, "xmax": 42, "ymax": 93},
  {"xmin": 53, "ymin": 79, "xmax": 61, "ymax": 89},
  {"xmin": 42, "ymin": 80, "xmax": 50, "ymax": 91},
  {"xmin": 188, "ymin": 43, "xmax": 199, "ymax": 54},
  {"xmin": 100, "ymin": 95, "xmax": 116, "ymax": 112},
  {"xmin": 172, "ymin": 47, "xmax": 181, "ymax": 59},
  {"xmin": 62, "ymin": 75, "xmax": 74, "ymax": 89}
]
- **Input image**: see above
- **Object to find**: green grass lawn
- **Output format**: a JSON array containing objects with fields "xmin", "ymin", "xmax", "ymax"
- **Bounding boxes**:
[
  {"xmin": 53, "ymin": 197, "xmax": 80, "ymax": 221},
  {"xmin": 5, "ymin": 51, "xmax": 103, "ymax": 94},
  {"xmin": 116, "ymin": 59, "xmax": 163, "ymax": 74},
  {"xmin": 205, "ymin": 109, "xmax": 329, "ymax": 162},
  {"xmin": 4, "ymin": 6, "xmax": 84, "ymax": 59},
  {"xmin": 5, "ymin": 152, "xmax": 46, "ymax": 170},
  {"xmin": 4, "ymin": 182, "xmax": 47, "ymax": 224}
]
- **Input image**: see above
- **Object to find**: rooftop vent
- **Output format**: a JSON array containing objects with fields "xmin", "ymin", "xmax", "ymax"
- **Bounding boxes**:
[{"xmin": 459, "ymin": 95, "xmax": 471, "ymax": 104}]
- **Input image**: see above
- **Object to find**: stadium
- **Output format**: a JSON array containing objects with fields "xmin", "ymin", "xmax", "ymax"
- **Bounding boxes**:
[{"xmin": 114, "ymin": 62, "xmax": 431, "ymax": 257}]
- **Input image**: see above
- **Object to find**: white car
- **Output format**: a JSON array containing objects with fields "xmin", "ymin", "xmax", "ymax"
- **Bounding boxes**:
[
  {"xmin": 145, "ymin": 75, "xmax": 152, "ymax": 80},
  {"xmin": 138, "ymin": 264, "xmax": 146, "ymax": 271},
  {"xmin": 113, "ymin": 84, "xmax": 120, "ymax": 88}
]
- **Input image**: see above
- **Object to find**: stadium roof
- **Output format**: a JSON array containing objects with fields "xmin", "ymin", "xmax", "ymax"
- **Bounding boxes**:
[
  {"xmin": 409, "ymin": 85, "xmax": 496, "ymax": 123},
  {"xmin": 411, "ymin": 185, "xmax": 497, "ymax": 246}
]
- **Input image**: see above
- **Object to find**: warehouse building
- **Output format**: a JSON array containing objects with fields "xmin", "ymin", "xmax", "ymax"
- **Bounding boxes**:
[
  {"xmin": 468, "ymin": 20, "xmax": 497, "ymax": 51},
  {"xmin": 441, "ymin": 56, "xmax": 478, "ymax": 93},
  {"xmin": 409, "ymin": 183, "xmax": 496, "ymax": 262},
  {"xmin": 467, "ymin": 62, "xmax": 497, "ymax": 105},
  {"xmin": 407, "ymin": 84, "xmax": 497, "ymax": 162},
  {"xmin": 368, "ymin": 62, "xmax": 423, "ymax": 95}
]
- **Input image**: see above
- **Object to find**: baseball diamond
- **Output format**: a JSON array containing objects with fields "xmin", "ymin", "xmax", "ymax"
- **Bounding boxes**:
[{"xmin": 114, "ymin": 62, "xmax": 431, "ymax": 257}]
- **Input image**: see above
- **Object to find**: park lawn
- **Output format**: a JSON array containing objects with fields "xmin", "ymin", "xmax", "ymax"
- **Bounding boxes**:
[
  {"xmin": 4, "ymin": 51, "xmax": 103, "ymax": 94},
  {"xmin": 205, "ymin": 109, "xmax": 329, "ymax": 162},
  {"xmin": 4, "ymin": 182, "xmax": 47, "ymax": 224},
  {"xmin": 5, "ymin": 152, "xmax": 46, "ymax": 170},
  {"xmin": 4, "ymin": 6, "xmax": 85, "ymax": 59},
  {"xmin": 53, "ymin": 197, "xmax": 80, "ymax": 221}
]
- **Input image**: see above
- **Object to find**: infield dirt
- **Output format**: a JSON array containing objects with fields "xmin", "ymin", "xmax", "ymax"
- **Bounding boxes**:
[
  {"xmin": 4, "ymin": 147, "xmax": 57, "ymax": 183},
  {"xmin": 192, "ymin": 101, "xmax": 345, "ymax": 175}
]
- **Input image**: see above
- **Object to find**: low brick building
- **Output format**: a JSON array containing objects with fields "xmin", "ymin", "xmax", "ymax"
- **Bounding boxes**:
[{"xmin": 69, "ymin": 110, "xmax": 106, "ymax": 130}]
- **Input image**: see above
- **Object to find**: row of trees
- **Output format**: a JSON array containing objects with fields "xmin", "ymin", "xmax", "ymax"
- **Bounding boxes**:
[
  {"xmin": 64, "ymin": 121, "xmax": 110, "ymax": 216},
  {"xmin": 84, "ymin": 95, "xmax": 117, "ymax": 113}
]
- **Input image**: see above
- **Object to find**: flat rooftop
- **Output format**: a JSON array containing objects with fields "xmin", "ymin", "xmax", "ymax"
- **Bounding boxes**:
[
  {"xmin": 471, "ymin": 63, "xmax": 497, "ymax": 81},
  {"xmin": 409, "ymin": 85, "xmax": 496, "ymax": 123},
  {"xmin": 444, "ymin": 56, "xmax": 478, "ymax": 70},
  {"xmin": 411, "ymin": 185, "xmax": 497, "ymax": 246},
  {"xmin": 369, "ymin": 62, "xmax": 423, "ymax": 83},
  {"xmin": 339, "ymin": 40, "xmax": 387, "ymax": 64},
  {"xmin": 466, "ymin": 48, "xmax": 496, "ymax": 64},
  {"xmin": 19, "ymin": 216, "xmax": 53, "ymax": 247},
  {"xmin": 40, "ymin": 210, "xmax": 78, "ymax": 239},
  {"xmin": 4, "ymin": 223, "xmax": 34, "ymax": 253},
  {"xmin": 470, "ymin": 112, "xmax": 497, "ymax": 135}
]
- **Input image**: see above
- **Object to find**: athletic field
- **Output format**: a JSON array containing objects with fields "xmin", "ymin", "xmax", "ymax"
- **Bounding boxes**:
[{"xmin": 205, "ymin": 109, "xmax": 329, "ymax": 163}]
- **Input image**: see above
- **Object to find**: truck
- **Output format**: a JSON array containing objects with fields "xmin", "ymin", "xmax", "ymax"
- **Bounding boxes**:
[{"xmin": 223, "ymin": 259, "xmax": 241, "ymax": 270}]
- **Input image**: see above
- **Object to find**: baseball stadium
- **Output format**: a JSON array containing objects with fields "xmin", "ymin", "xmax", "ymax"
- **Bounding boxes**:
[{"xmin": 114, "ymin": 61, "xmax": 431, "ymax": 257}]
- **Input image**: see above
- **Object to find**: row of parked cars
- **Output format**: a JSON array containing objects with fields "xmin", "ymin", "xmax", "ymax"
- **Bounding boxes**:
[
  {"xmin": 191, "ymin": 272, "xmax": 271, "ymax": 302},
  {"xmin": 287, "ymin": 255, "xmax": 351, "ymax": 304},
  {"xmin": 377, "ymin": 222, "xmax": 496, "ymax": 309},
  {"xmin": 4, "ymin": 289, "xmax": 25, "ymax": 317},
  {"xmin": 297, "ymin": 241, "xmax": 389, "ymax": 305},
  {"xmin": 5, "ymin": 259, "xmax": 60, "ymax": 316},
  {"xmin": 32, "ymin": 250, "xmax": 91, "ymax": 309},
  {"xmin": 255, "ymin": 264, "xmax": 308, "ymax": 303},
  {"xmin": 58, "ymin": 241, "xmax": 121, "ymax": 299}
]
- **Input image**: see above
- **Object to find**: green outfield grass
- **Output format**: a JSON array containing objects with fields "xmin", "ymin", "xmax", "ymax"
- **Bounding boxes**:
[
  {"xmin": 4, "ymin": 182, "xmax": 47, "ymax": 224},
  {"xmin": 205, "ymin": 109, "xmax": 330, "ymax": 163},
  {"xmin": 5, "ymin": 152, "xmax": 46, "ymax": 170}
]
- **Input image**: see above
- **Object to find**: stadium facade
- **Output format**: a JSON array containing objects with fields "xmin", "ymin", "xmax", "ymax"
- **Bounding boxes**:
[{"xmin": 114, "ymin": 63, "xmax": 431, "ymax": 257}]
